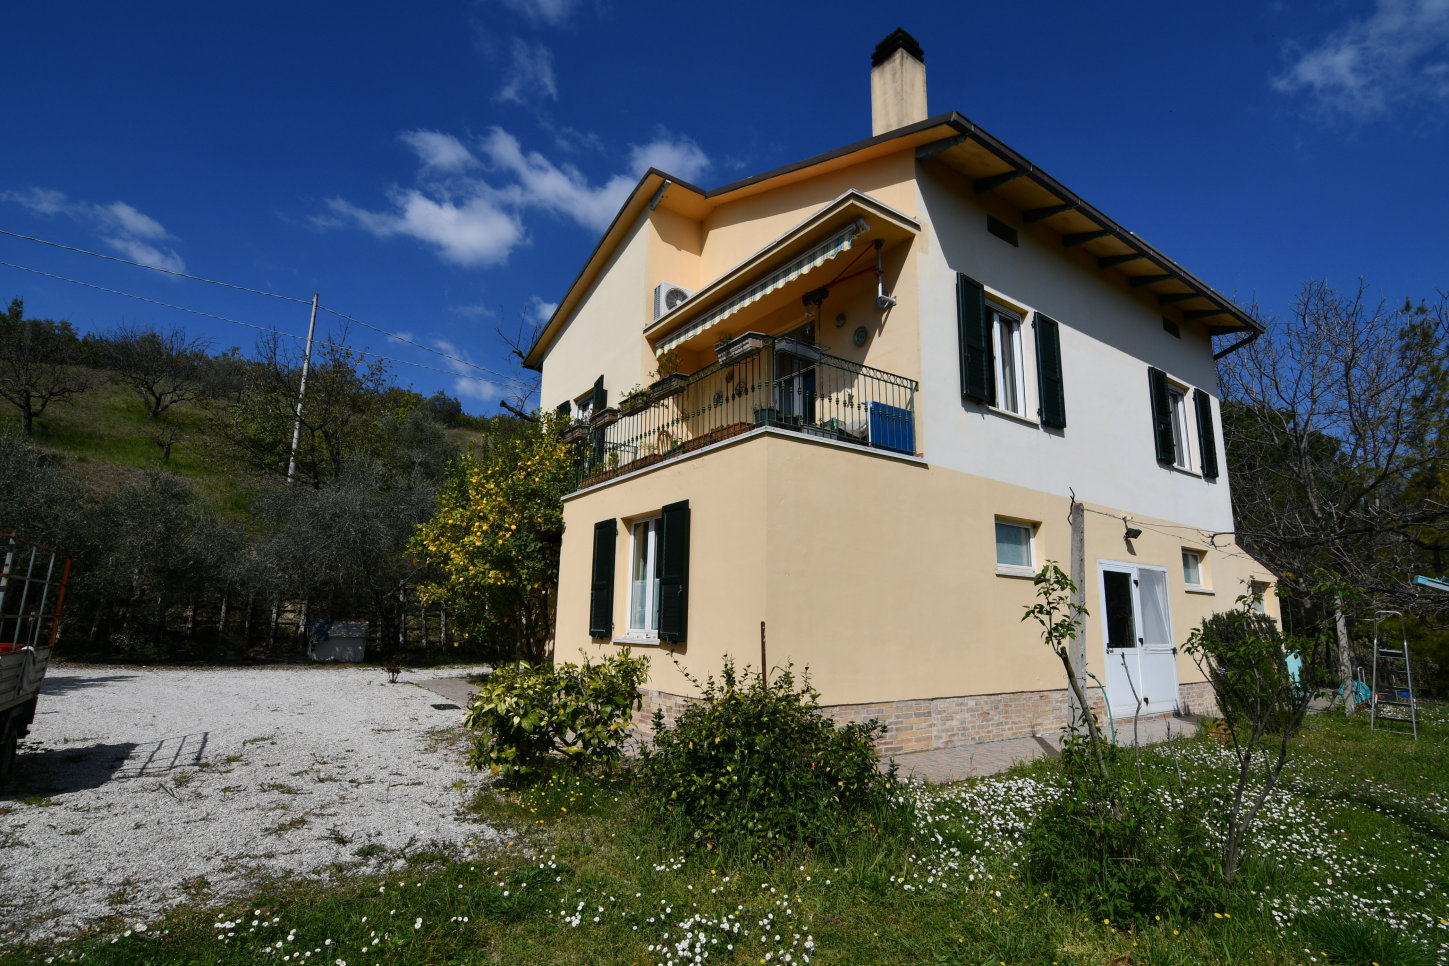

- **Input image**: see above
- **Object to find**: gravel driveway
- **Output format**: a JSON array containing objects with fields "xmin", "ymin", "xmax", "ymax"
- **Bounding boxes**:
[{"xmin": 0, "ymin": 663, "xmax": 499, "ymax": 944}]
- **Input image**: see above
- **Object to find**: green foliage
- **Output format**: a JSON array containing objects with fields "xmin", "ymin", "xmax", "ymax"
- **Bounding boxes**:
[
  {"xmin": 0, "ymin": 296, "xmax": 89, "ymax": 435},
  {"xmin": 1297, "ymin": 906, "xmax": 1439, "ymax": 966},
  {"xmin": 1020, "ymin": 563, "xmax": 1225, "ymax": 920},
  {"xmin": 638, "ymin": 657, "xmax": 901, "ymax": 861},
  {"xmin": 1022, "ymin": 783, "xmax": 1226, "ymax": 924},
  {"xmin": 462, "ymin": 650, "xmax": 649, "ymax": 779},
  {"xmin": 412, "ymin": 413, "xmax": 576, "ymax": 661}
]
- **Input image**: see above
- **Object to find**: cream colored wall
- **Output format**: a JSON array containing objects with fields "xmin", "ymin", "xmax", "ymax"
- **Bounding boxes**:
[
  {"xmin": 558, "ymin": 431, "xmax": 1272, "ymax": 706},
  {"xmin": 647, "ymin": 206, "xmax": 704, "ymax": 293},
  {"xmin": 913, "ymin": 163, "xmax": 1236, "ymax": 533},
  {"xmin": 538, "ymin": 214, "xmax": 656, "ymax": 412},
  {"xmin": 699, "ymin": 154, "xmax": 919, "ymax": 280},
  {"xmin": 558, "ymin": 438, "xmax": 770, "ymax": 698}
]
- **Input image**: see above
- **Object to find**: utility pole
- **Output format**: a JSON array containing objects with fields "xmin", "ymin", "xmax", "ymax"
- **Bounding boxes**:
[
  {"xmin": 286, "ymin": 293, "xmax": 320, "ymax": 484},
  {"xmin": 1068, "ymin": 496, "xmax": 1087, "ymax": 730}
]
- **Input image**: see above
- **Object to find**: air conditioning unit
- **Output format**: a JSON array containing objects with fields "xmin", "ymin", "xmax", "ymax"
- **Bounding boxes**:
[{"xmin": 653, "ymin": 282, "xmax": 695, "ymax": 320}]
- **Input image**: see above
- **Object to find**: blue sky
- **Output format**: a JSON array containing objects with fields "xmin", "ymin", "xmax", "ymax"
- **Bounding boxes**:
[{"xmin": 3, "ymin": 0, "xmax": 1447, "ymax": 414}]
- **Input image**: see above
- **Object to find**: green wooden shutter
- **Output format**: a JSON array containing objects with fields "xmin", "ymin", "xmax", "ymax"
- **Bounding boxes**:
[
  {"xmin": 1034, "ymin": 314, "xmax": 1066, "ymax": 428},
  {"xmin": 591, "ymin": 374, "xmax": 606, "ymax": 413},
  {"xmin": 1148, "ymin": 367, "xmax": 1175, "ymax": 464},
  {"xmin": 588, "ymin": 520, "xmax": 616, "ymax": 638},
  {"xmin": 1194, "ymin": 389, "xmax": 1218, "ymax": 480},
  {"xmin": 657, "ymin": 500, "xmax": 690, "ymax": 643},
  {"xmin": 957, "ymin": 273, "xmax": 993, "ymax": 404},
  {"xmin": 555, "ymin": 401, "xmax": 571, "ymax": 417}
]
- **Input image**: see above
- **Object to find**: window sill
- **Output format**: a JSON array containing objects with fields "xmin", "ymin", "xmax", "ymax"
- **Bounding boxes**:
[
  {"xmin": 1185, "ymin": 585, "xmax": 1215, "ymax": 595},
  {"xmin": 988, "ymin": 406, "xmax": 1039, "ymax": 428},
  {"xmin": 996, "ymin": 564, "xmax": 1036, "ymax": 579},
  {"xmin": 612, "ymin": 635, "xmax": 663, "ymax": 647}
]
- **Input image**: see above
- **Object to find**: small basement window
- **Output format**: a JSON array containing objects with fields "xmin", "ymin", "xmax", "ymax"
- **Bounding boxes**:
[{"xmin": 995, "ymin": 518, "xmax": 1036, "ymax": 577}]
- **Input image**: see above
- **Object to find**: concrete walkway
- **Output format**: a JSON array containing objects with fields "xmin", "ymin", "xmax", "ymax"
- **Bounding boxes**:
[
  {"xmin": 412, "ymin": 673, "xmax": 1202, "ymax": 784},
  {"xmin": 892, "ymin": 713, "xmax": 1202, "ymax": 783}
]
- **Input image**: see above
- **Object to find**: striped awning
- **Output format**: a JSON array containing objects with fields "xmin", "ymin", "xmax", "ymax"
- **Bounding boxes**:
[{"xmin": 656, "ymin": 219, "xmax": 870, "ymax": 353}]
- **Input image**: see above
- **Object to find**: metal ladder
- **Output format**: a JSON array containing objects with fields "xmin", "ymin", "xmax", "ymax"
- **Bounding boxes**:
[{"xmin": 1370, "ymin": 610, "xmax": 1418, "ymax": 739}]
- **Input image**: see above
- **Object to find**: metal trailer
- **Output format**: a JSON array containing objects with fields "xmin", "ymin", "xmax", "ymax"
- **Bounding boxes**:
[{"xmin": 0, "ymin": 534, "xmax": 71, "ymax": 784}]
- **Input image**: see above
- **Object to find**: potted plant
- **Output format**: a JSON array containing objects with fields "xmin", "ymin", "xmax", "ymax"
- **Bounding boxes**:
[
  {"xmin": 591, "ymin": 406, "xmax": 620, "ymax": 430},
  {"xmin": 716, "ymin": 331, "xmax": 767, "ymax": 365},
  {"xmin": 561, "ymin": 420, "xmax": 589, "ymax": 443},
  {"xmin": 649, "ymin": 348, "xmax": 690, "ymax": 399},
  {"xmin": 619, "ymin": 385, "xmax": 651, "ymax": 416}
]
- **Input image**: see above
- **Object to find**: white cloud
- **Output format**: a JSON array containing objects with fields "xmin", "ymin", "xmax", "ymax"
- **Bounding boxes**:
[
  {"xmin": 431, "ymin": 337, "xmax": 505, "ymax": 405},
  {"xmin": 324, "ymin": 190, "xmax": 525, "ymax": 267},
  {"xmin": 398, "ymin": 130, "xmax": 477, "ymax": 172},
  {"xmin": 498, "ymin": 0, "xmax": 578, "ymax": 26},
  {"xmin": 1, "ymin": 187, "xmax": 185, "ymax": 271},
  {"xmin": 629, "ymin": 132, "xmax": 712, "ymax": 184},
  {"xmin": 324, "ymin": 125, "xmax": 711, "ymax": 262},
  {"xmin": 526, "ymin": 295, "xmax": 558, "ymax": 326},
  {"xmin": 495, "ymin": 38, "xmax": 559, "ymax": 104},
  {"xmin": 1274, "ymin": 0, "xmax": 1449, "ymax": 118}
]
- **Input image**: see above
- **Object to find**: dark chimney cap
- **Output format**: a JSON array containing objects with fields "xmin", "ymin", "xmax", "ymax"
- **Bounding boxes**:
[{"xmin": 871, "ymin": 28, "xmax": 924, "ymax": 67}]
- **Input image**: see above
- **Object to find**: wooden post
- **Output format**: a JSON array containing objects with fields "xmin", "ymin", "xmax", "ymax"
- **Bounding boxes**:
[
  {"xmin": 286, "ymin": 293, "xmax": 320, "ymax": 484},
  {"xmin": 760, "ymin": 621, "xmax": 767, "ymax": 677},
  {"xmin": 1068, "ymin": 498, "xmax": 1088, "ymax": 731}
]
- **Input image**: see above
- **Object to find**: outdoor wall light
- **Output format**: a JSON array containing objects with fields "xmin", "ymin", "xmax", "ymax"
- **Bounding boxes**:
[
  {"xmin": 1123, "ymin": 517, "xmax": 1143, "ymax": 541},
  {"xmin": 835, "ymin": 312, "xmax": 847, "ymax": 327}
]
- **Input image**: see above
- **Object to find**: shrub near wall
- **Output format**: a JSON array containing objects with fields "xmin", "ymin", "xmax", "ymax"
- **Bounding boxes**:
[
  {"xmin": 463, "ymin": 651, "xmax": 648, "ymax": 779},
  {"xmin": 638, "ymin": 658, "xmax": 901, "ymax": 860}
]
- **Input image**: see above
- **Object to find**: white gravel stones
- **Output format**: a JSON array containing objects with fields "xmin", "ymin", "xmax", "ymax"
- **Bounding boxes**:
[{"xmin": 0, "ymin": 663, "xmax": 498, "ymax": 943}]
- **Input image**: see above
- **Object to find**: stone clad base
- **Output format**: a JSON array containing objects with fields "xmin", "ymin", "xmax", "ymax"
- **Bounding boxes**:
[{"xmin": 635, "ymin": 680, "xmax": 1216, "ymax": 756}]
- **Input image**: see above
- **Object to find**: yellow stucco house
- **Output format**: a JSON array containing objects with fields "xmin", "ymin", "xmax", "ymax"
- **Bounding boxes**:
[{"xmin": 523, "ymin": 29, "xmax": 1275, "ymax": 753}]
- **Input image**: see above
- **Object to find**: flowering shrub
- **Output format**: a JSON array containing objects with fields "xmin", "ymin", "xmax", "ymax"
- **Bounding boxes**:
[
  {"xmin": 463, "ymin": 651, "xmax": 649, "ymax": 779},
  {"xmin": 638, "ymin": 657, "xmax": 900, "ymax": 860},
  {"xmin": 411, "ymin": 413, "xmax": 576, "ymax": 661}
]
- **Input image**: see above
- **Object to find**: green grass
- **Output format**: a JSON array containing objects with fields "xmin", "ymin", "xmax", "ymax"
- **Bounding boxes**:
[
  {"xmin": 15, "ymin": 366, "xmax": 253, "ymax": 511},
  {"xmin": 8, "ymin": 709, "xmax": 1449, "ymax": 965}
]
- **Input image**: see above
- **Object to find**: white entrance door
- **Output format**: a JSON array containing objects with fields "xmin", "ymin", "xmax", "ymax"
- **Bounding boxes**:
[{"xmin": 1098, "ymin": 561, "xmax": 1179, "ymax": 716}]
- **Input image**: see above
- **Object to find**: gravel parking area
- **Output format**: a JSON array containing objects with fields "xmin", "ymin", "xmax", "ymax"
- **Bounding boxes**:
[{"xmin": 0, "ymin": 663, "xmax": 498, "ymax": 944}]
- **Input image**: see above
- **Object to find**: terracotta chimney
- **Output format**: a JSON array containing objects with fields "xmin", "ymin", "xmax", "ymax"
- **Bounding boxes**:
[{"xmin": 870, "ymin": 28, "xmax": 927, "ymax": 136}]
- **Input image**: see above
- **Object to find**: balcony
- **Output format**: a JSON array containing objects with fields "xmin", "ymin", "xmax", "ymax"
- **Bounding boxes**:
[{"xmin": 568, "ymin": 335, "xmax": 918, "ymax": 491}]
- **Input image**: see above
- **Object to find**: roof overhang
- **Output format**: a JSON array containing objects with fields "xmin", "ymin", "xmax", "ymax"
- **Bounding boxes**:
[
  {"xmin": 523, "ymin": 111, "xmax": 1261, "ymax": 369},
  {"xmin": 915, "ymin": 114, "xmax": 1263, "ymax": 338},
  {"xmin": 644, "ymin": 191, "xmax": 919, "ymax": 354}
]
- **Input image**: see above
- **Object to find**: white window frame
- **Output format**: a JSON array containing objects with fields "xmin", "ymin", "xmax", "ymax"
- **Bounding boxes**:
[
  {"xmin": 994, "ymin": 518, "xmax": 1037, "ymax": 578},
  {"xmin": 1167, "ymin": 383, "xmax": 1194, "ymax": 472},
  {"xmin": 572, "ymin": 391, "xmax": 595, "ymax": 423},
  {"xmin": 988, "ymin": 304, "xmax": 1030, "ymax": 420},
  {"xmin": 626, "ymin": 516, "xmax": 661, "ymax": 639},
  {"xmin": 1250, "ymin": 581, "xmax": 1271, "ymax": 616},
  {"xmin": 1182, "ymin": 548, "xmax": 1210, "ymax": 593}
]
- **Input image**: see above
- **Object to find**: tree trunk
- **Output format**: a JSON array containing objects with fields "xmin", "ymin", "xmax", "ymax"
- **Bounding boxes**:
[
  {"xmin": 440, "ymin": 605, "xmax": 448, "ymax": 649},
  {"xmin": 217, "ymin": 590, "xmax": 229, "ymax": 633},
  {"xmin": 268, "ymin": 599, "xmax": 279, "ymax": 650},
  {"xmin": 184, "ymin": 597, "xmax": 196, "ymax": 638},
  {"xmin": 1335, "ymin": 597, "xmax": 1356, "ymax": 714},
  {"xmin": 21, "ymin": 407, "xmax": 34, "ymax": 436}
]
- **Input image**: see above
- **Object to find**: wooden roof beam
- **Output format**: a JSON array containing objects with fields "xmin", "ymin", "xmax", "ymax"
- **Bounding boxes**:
[
  {"xmin": 974, "ymin": 170, "xmax": 1026, "ymax": 194},
  {"xmin": 1023, "ymin": 203, "xmax": 1073, "ymax": 223},
  {"xmin": 1129, "ymin": 274, "xmax": 1175, "ymax": 288},
  {"xmin": 1062, "ymin": 229, "xmax": 1111, "ymax": 247}
]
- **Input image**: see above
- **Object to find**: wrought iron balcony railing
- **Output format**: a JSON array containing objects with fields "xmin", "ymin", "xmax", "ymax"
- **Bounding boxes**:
[{"xmin": 568, "ymin": 335, "xmax": 917, "ymax": 490}]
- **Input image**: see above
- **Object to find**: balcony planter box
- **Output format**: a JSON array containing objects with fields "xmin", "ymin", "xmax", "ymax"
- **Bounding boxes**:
[
  {"xmin": 649, "ymin": 372, "xmax": 690, "ymax": 400},
  {"xmin": 715, "ymin": 331, "xmax": 767, "ymax": 365},
  {"xmin": 590, "ymin": 407, "xmax": 620, "ymax": 430},
  {"xmin": 619, "ymin": 393, "xmax": 652, "ymax": 417},
  {"xmin": 561, "ymin": 422, "xmax": 589, "ymax": 443},
  {"xmin": 773, "ymin": 337, "xmax": 821, "ymax": 362}
]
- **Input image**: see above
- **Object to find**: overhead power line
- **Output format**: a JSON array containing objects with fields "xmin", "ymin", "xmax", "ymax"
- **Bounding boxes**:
[
  {"xmin": 0, "ymin": 259, "xmax": 304, "ymax": 340},
  {"xmin": 317, "ymin": 305, "xmax": 532, "ymax": 390},
  {"xmin": 0, "ymin": 224, "xmax": 534, "ymax": 393},
  {"xmin": 0, "ymin": 226, "xmax": 313, "ymax": 304},
  {"xmin": 0, "ymin": 258, "xmax": 509, "ymax": 390}
]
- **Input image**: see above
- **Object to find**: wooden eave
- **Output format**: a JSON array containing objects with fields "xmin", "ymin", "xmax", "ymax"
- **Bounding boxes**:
[
  {"xmin": 643, "ymin": 191, "xmax": 920, "ymax": 349},
  {"xmin": 524, "ymin": 112, "xmax": 1260, "ymax": 369},
  {"xmin": 918, "ymin": 115, "xmax": 1261, "ymax": 337}
]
